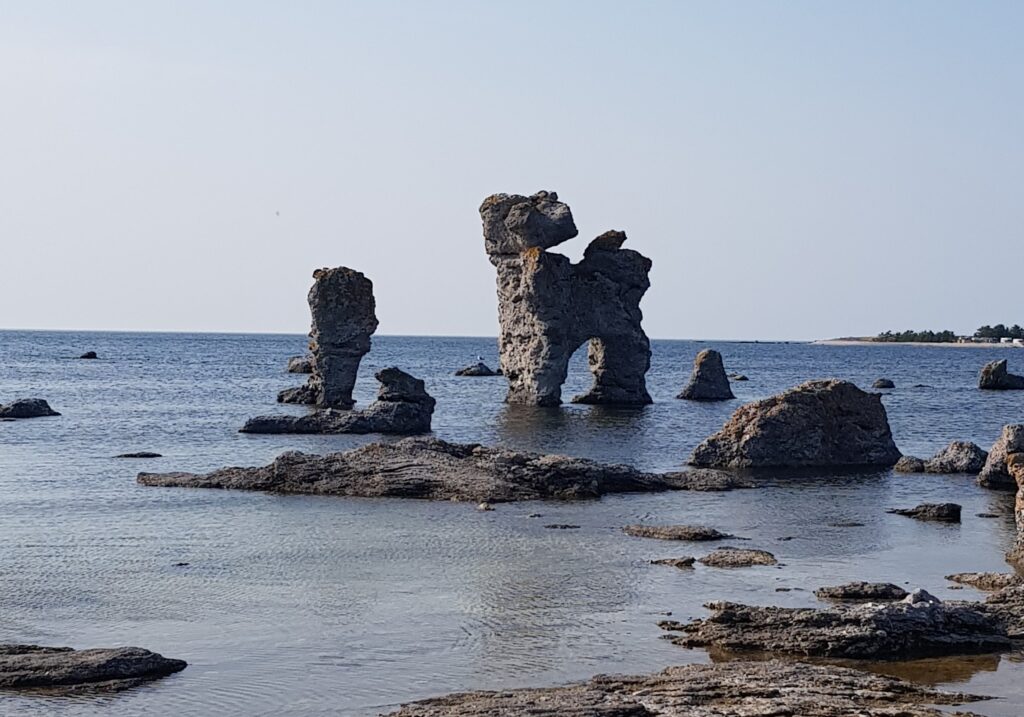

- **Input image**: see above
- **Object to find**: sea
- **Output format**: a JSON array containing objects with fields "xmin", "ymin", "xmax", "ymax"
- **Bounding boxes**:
[{"xmin": 1, "ymin": 330, "xmax": 1023, "ymax": 715}]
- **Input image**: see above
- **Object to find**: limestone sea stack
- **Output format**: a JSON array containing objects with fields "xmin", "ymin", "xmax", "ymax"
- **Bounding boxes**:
[
  {"xmin": 688, "ymin": 379, "xmax": 901, "ymax": 469},
  {"xmin": 480, "ymin": 191, "xmax": 652, "ymax": 406},
  {"xmin": 0, "ymin": 644, "xmax": 186, "ymax": 691},
  {"xmin": 278, "ymin": 267, "xmax": 378, "ymax": 408},
  {"xmin": 677, "ymin": 349, "xmax": 734, "ymax": 401},
  {"xmin": 979, "ymin": 359, "xmax": 1024, "ymax": 390},
  {"xmin": 0, "ymin": 398, "xmax": 60, "ymax": 419},
  {"xmin": 243, "ymin": 368, "xmax": 435, "ymax": 435},
  {"xmin": 139, "ymin": 437, "xmax": 704, "ymax": 502},
  {"xmin": 979, "ymin": 425, "xmax": 1024, "ymax": 490}
]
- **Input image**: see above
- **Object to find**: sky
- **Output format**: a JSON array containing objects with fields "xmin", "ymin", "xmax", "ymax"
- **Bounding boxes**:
[{"xmin": 1, "ymin": 1, "xmax": 1021, "ymax": 340}]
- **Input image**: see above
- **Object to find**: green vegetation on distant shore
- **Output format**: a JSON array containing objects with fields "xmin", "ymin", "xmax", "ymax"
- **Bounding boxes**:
[
  {"xmin": 872, "ymin": 324, "xmax": 1024, "ymax": 343},
  {"xmin": 975, "ymin": 324, "xmax": 1024, "ymax": 339}
]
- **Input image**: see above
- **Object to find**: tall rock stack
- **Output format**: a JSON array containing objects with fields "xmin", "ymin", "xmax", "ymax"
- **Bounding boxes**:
[
  {"xmin": 678, "ymin": 349, "xmax": 734, "ymax": 401},
  {"xmin": 480, "ymin": 191, "xmax": 653, "ymax": 406}
]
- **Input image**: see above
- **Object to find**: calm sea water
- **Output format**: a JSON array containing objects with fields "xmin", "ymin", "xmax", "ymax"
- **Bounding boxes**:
[{"xmin": 1, "ymin": 330, "xmax": 1023, "ymax": 715}]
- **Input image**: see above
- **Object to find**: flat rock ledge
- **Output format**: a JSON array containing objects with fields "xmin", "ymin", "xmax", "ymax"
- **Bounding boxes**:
[
  {"xmin": 0, "ymin": 644, "xmax": 186, "ymax": 692},
  {"xmin": 897, "ymin": 442, "xmax": 988, "ymax": 475},
  {"xmin": 660, "ymin": 597, "xmax": 1011, "ymax": 660},
  {"xmin": 244, "ymin": 368, "xmax": 435, "ymax": 435},
  {"xmin": 623, "ymin": 525, "xmax": 732, "ymax": 541},
  {"xmin": 947, "ymin": 573, "xmax": 1021, "ymax": 592},
  {"xmin": 383, "ymin": 659, "xmax": 985, "ymax": 717},
  {"xmin": 689, "ymin": 379, "xmax": 901, "ymax": 469},
  {"xmin": 139, "ymin": 437, "xmax": 701, "ymax": 503},
  {"xmin": 697, "ymin": 547, "xmax": 776, "ymax": 567},
  {"xmin": 979, "ymin": 359, "xmax": 1024, "ymax": 390},
  {"xmin": 0, "ymin": 399, "xmax": 60, "ymax": 419},
  {"xmin": 888, "ymin": 503, "xmax": 962, "ymax": 522},
  {"xmin": 814, "ymin": 582, "xmax": 909, "ymax": 601}
]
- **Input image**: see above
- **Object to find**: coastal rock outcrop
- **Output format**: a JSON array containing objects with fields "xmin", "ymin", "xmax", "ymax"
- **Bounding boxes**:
[
  {"xmin": 286, "ymin": 355, "xmax": 313, "ymax": 373},
  {"xmin": 384, "ymin": 660, "xmax": 984, "ymax": 717},
  {"xmin": 454, "ymin": 362, "xmax": 500, "ymax": 377},
  {"xmin": 480, "ymin": 191, "xmax": 652, "ymax": 406},
  {"xmin": 895, "ymin": 456, "xmax": 926, "ymax": 473},
  {"xmin": 623, "ymin": 525, "xmax": 732, "ymax": 541},
  {"xmin": 278, "ymin": 267, "xmax": 378, "ymax": 408},
  {"xmin": 660, "ymin": 597, "xmax": 1010, "ymax": 659},
  {"xmin": 677, "ymin": 349, "xmax": 734, "ymax": 401},
  {"xmin": 697, "ymin": 547, "xmax": 776, "ymax": 567},
  {"xmin": 978, "ymin": 425, "xmax": 1024, "ymax": 489},
  {"xmin": 244, "ymin": 368, "xmax": 435, "ymax": 435},
  {"xmin": 0, "ymin": 644, "xmax": 186, "ymax": 691},
  {"xmin": 139, "ymin": 437, "xmax": 699, "ymax": 502},
  {"xmin": 0, "ymin": 398, "xmax": 60, "ymax": 419},
  {"xmin": 814, "ymin": 582, "xmax": 909, "ymax": 601},
  {"xmin": 689, "ymin": 379, "xmax": 901, "ymax": 469},
  {"xmin": 1008, "ymin": 456, "xmax": 1024, "ymax": 564},
  {"xmin": 947, "ymin": 573, "xmax": 1021, "ymax": 592},
  {"xmin": 888, "ymin": 503, "xmax": 962, "ymax": 522},
  {"xmin": 979, "ymin": 359, "xmax": 1024, "ymax": 390}
]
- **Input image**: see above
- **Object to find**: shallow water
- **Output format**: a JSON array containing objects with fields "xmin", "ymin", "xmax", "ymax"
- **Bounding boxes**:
[{"xmin": 1, "ymin": 331, "xmax": 1023, "ymax": 715}]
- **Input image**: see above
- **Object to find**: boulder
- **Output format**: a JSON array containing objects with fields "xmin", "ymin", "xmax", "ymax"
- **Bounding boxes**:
[
  {"xmin": 383, "ymin": 659, "xmax": 985, "ymax": 717},
  {"xmin": 979, "ymin": 359, "xmax": 1024, "ymax": 390},
  {"xmin": 814, "ymin": 582, "xmax": 909, "ymax": 601},
  {"xmin": 278, "ymin": 267, "xmax": 378, "ymax": 408},
  {"xmin": 894, "ymin": 456, "xmax": 926, "ymax": 473},
  {"xmin": 658, "ymin": 469, "xmax": 755, "ymax": 491},
  {"xmin": 978, "ymin": 424, "xmax": 1024, "ymax": 489},
  {"xmin": 677, "ymin": 349, "xmax": 734, "ymax": 401},
  {"xmin": 481, "ymin": 191, "xmax": 652, "ymax": 406},
  {"xmin": 0, "ymin": 644, "xmax": 186, "ymax": 692},
  {"xmin": 78, "ymin": 351, "xmax": 98, "ymax": 359},
  {"xmin": 0, "ymin": 399, "xmax": 60, "ymax": 419},
  {"xmin": 689, "ymin": 379, "xmax": 901, "ymax": 469},
  {"xmin": 872, "ymin": 378, "xmax": 895, "ymax": 389},
  {"xmin": 888, "ymin": 503, "xmax": 961, "ymax": 522},
  {"xmin": 1008, "ymin": 455, "xmax": 1024, "ymax": 564},
  {"xmin": 245, "ymin": 368, "xmax": 434, "ymax": 435},
  {"xmin": 660, "ymin": 597, "xmax": 1010, "ymax": 659},
  {"xmin": 623, "ymin": 525, "xmax": 732, "ymax": 541},
  {"xmin": 286, "ymin": 355, "xmax": 313, "ymax": 373},
  {"xmin": 454, "ymin": 362, "xmax": 500, "ymax": 377},
  {"xmin": 924, "ymin": 441, "xmax": 989, "ymax": 474},
  {"xmin": 139, "ymin": 437, "xmax": 698, "ymax": 503},
  {"xmin": 697, "ymin": 547, "xmax": 777, "ymax": 567}
]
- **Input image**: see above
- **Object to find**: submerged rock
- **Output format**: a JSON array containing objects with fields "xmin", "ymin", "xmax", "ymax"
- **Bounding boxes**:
[
  {"xmin": 454, "ymin": 362, "xmax": 500, "ymax": 377},
  {"xmin": 481, "ymin": 192, "xmax": 652, "ymax": 406},
  {"xmin": 677, "ymin": 349, "xmax": 734, "ymax": 401},
  {"xmin": 872, "ymin": 378, "xmax": 895, "ymax": 389},
  {"xmin": 139, "ymin": 437, "xmax": 697, "ymax": 503},
  {"xmin": 979, "ymin": 359, "xmax": 1024, "ymax": 390},
  {"xmin": 689, "ymin": 379, "xmax": 901, "ymax": 469},
  {"xmin": 697, "ymin": 547, "xmax": 776, "ymax": 567},
  {"xmin": 661, "ymin": 597, "xmax": 1010, "ymax": 659},
  {"xmin": 888, "ymin": 503, "xmax": 962, "ymax": 522},
  {"xmin": 286, "ymin": 355, "xmax": 313, "ymax": 374},
  {"xmin": 814, "ymin": 582, "xmax": 909, "ymax": 601},
  {"xmin": 0, "ymin": 644, "xmax": 186, "ymax": 691},
  {"xmin": 0, "ymin": 399, "xmax": 60, "ymax": 419},
  {"xmin": 78, "ymin": 351, "xmax": 98, "ymax": 360},
  {"xmin": 623, "ymin": 525, "xmax": 732, "ymax": 541},
  {"xmin": 384, "ymin": 659, "xmax": 984, "ymax": 717},
  {"xmin": 245, "ymin": 368, "xmax": 435, "ymax": 435},
  {"xmin": 978, "ymin": 424, "xmax": 1024, "ymax": 490},
  {"xmin": 924, "ymin": 441, "xmax": 989, "ymax": 474},
  {"xmin": 894, "ymin": 456, "xmax": 926, "ymax": 473},
  {"xmin": 115, "ymin": 452, "xmax": 162, "ymax": 459}
]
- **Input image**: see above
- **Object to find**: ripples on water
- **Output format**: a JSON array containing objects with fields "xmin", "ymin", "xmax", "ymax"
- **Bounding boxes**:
[{"xmin": 0, "ymin": 331, "xmax": 1023, "ymax": 715}]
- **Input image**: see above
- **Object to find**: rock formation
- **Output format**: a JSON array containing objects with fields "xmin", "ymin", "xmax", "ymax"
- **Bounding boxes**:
[
  {"xmin": 0, "ymin": 398, "xmax": 60, "ymax": 419},
  {"xmin": 1009, "ymin": 455, "xmax": 1024, "ymax": 564},
  {"xmin": 677, "ymin": 349, "xmax": 734, "ymax": 401},
  {"xmin": 286, "ymin": 355, "xmax": 313, "ymax": 373},
  {"xmin": 0, "ymin": 644, "xmax": 186, "ymax": 691},
  {"xmin": 894, "ymin": 456, "xmax": 926, "ymax": 473},
  {"xmin": 139, "ymin": 437, "xmax": 706, "ymax": 502},
  {"xmin": 814, "ymin": 582, "xmax": 909, "ymax": 601},
  {"xmin": 697, "ymin": 547, "xmax": 777, "ymax": 567},
  {"xmin": 78, "ymin": 351, "xmax": 98, "ymax": 359},
  {"xmin": 454, "ymin": 362, "xmax": 500, "ymax": 377},
  {"xmin": 873, "ymin": 378, "xmax": 895, "ymax": 389},
  {"xmin": 278, "ymin": 267, "xmax": 378, "ymax": 408},
  {"xmin": 244, "ymin": 368, "xmax": 435, "ymax": 435},
  {"xmin": 979, "ymin": 359, "xmax": 1024, "ymax": 390},
  {"xmin": 978, "ymin": 425, "xmax": 1024, "ymax": 489},
  {"xmin": 689, "ymin": 379, "xmax": 901, "ymax": 469},
  {"xmin": 480, "ymin": 191, "xmax": 652, "ymax": 406},
  {"xmin": 947, "ymin": 573, "xmax": 1021, "ymax": 592},
  {"xmin": 888, "ymin": 502, "xmax": 962, "ymax": 522},
  {"xmin": 622, "ymin": 525, "xmax": 732, "ymax": 541},
  {"xmin": 899, "ymin": 441, "xmax": 989, "ymax": 474}
]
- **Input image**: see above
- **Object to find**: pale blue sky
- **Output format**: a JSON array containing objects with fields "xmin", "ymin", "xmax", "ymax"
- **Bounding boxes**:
[{"xmin": 1, "ymin": 2, "xmax": 1020, "ymax": 340}]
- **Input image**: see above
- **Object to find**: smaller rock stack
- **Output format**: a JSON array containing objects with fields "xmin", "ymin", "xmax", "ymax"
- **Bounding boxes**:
[
  {"xmin": 979, "ymin": 360, "xmax": 1024, "ymax": 390},
  {"xmin": 678, "ymin": 349, "xmax": 734, "ymax": 401}
]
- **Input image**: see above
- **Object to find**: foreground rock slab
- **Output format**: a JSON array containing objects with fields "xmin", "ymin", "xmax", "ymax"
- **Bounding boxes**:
[
  {"xmin": 661, "ymin": 597, "xmax": 1011, "ymax": 659},
  {"xmin": 139, "ymin": 437, "xmax": 699, "ymax": 502},
  {"xmin": 623, "ymin": 525, "xmax": 732, "ymax": 541},
  {"xmin": 689, "ymin": 379, "xmax": 901, "ymax": 469},
  {"xmin": 0, "ymin": 644, "xmax": 186, "ymax": 692},
  {"xmin": 0, "ymin": 399, "xmax": 60, "ymax": 419},
  {"xmin": 244, "ymin": 368, "xmax": 435, "ymax": 435},
  {"xmin": 978, "ymin": 424, "xmax": 1024, "ymax": 490},
  {"xmin": 979, "ymin": 359, "xmax": 1024, "ymax": 390},
  {"xmin": 888, "ymin": 502, "xmax": 962, "ymax": 522},
  {"xmin": 384, "ymin": 659, "xmax": 985, "ymax": 717},
  {"xmin": 677, "ymin": 349, "xmax": 734, "ymax": 401},
  {"xmin": 814, "ymin": 582, "xmax": 909, "ymax": 601}
]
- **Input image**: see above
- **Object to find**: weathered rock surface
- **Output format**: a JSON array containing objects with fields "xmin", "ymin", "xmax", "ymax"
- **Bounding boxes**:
[
  {"xmin": 888, "ymin": 503, "xmax": 962, "ymax": 522},
  {"xmin": 979, "ymin": 359, "xmax": 1024, "ymax": 390},
  {"xmin": 245, "ymin": 368, "xmax": 435, "ymax": 435},
  {"xmin": 947, "ymin": 573, "xmax": 1021, "ymax": 592},
  {"xmin": 139, "ymin": 437, "xmax": 698, "ymax": 502},
  {"xmin": 651, "ymin": 557, "xmax": 696, "ymax": 569},
  {"xmin": 814, "ymin": 582, "xmax": 909, "ymax": 601},
  {"xmin": 689, "ymin": 379, "xmax": 901, "ymax": 469},
  {"xmin": 677, "ymin": 349, "xmax": 734, "ymax": 401},
  {"xmin": 698, "ymin": 547, "xmax": 777, "ymax": 567},
  {"xmin": 661, "ymin": 597, "xmax": 1011, "ymax": 659},
  {"xmin": 0, "ymin": 644, "xmax": 186, "ymax": 691},
  {"xmin": 657, "ymin": 469, "xmax": 755, "ymax": 491},
  {"xmin": 383, "ymin": 659, "xmax": 985, "ymax": 717},
  {"xmin": 623, "ymin": 525, "xmax": 732, "ymax": 541},
  {"xmin": 1008, "ymin": 455, "xmax": 1024, "ymax": 564},
  {"xmin": 454, "ymin": 362, "xmax": 500, "ymax": 377},
  {"xmin": 481, "ymin": 191, "xmax": 652, "ymax": 406},
  {"xmin": 115, "ymin": 452, "xmax": 162, "ymax": 458},
  {"xmin": 895, "ymin": 456, "xmax": 926, "ymax": 473},
  {"xmin": 0, "ymin": 399, "xmax": 60, "ymax": 419},
  {"xmin": 978, "ymin": 424, "xmax": 1024, "ymax": 489},
  {"xmin": 78, "ymin": 351, "xmax": 98, "ymax": 360},
  {"xmin": 925, "ymin": 441, "xmax": 989, "ymax": 474},
  {"xmin": 873, "ymin": 378, "xmax": 895, "ymax": 389},
  {"xmin": 286, "ymin": 355, "xmax": 313, "ymax": 373},
  {"xmin": 278, "ymin": 267, "xmax": 378, "ymax": 408}
]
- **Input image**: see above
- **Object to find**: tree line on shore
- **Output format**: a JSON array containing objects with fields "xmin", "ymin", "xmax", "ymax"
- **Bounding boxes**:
[{"xmin": 873, "ymin": 324, "xmax": 1024, "ymax": 343}]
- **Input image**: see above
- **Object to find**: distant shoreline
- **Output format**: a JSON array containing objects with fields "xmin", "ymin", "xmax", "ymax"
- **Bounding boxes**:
[{"xmin": 814, "ymin": 339, "xmax": 1021, "ymax": 349}]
